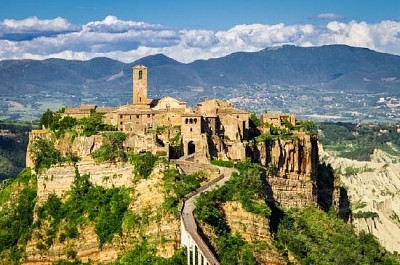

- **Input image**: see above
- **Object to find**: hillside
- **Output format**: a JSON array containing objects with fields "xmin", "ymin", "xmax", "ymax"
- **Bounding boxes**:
[
  {"xmin": 1, "ymin": 107, "xmax": 400, "ymax": 264},
  {"xmin": 321, "ymin": 146, "xmax": 400, "ymax": 253}
]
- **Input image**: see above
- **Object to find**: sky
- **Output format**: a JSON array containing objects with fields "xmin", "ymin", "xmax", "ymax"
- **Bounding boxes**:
[{"xmin": 0, "ymin": 0, "xmax": 399, "ymax": 63}]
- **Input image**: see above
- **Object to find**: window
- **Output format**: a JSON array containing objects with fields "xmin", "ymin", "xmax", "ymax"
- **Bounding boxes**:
[
  {"xmin": 139, "ymin": 70, "xmax": 143, "ymax": 80},
  {"xmin": 136, "ymin": 115, "xmax": 139, "ymax": 118}
]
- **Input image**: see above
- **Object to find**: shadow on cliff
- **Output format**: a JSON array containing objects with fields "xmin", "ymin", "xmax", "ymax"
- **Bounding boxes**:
[
  {"xmin": 259, "ymin": 168, "xmax": 285, "ymax": 234},
  {"xmin": 316, "ymin": 162, "xmax": 350, "ymax": 222},
  {"xmin": 261, "ymin": 162, "xmax": 351, "ymax": 236}
]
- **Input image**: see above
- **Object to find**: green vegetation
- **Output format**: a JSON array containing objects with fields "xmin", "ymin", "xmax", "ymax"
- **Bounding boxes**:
[
  {"xmin": 294, "ymin": 120, "xmax": 316, "ymax": 134},
  {"xmin": 318, "ymin": 122, "xmax": 400, "ymax": 161},
  {"xmin": 194, "ymin": 161, "xmax": 270, "ymax": 264},
  {"xmin": 128, "ymin": 152, "xmax": 159, "ymax": 179},
  {"xmin": 110, "ymin": 240, "xmax": 186, "ymax": 265},
  {"xmin": 40, "ymin": 109, "xmax": 117, "ymax": 137},
  {"xmin": 254, "ymin": 124, "xmax": 299, "ymax": 143},
  {"xmin": 276, "ymin": 206, "xmax": 399, "ymax": 265},
  {"xmin": 169, "ymin": 129, "xmax": 181, "ymax": 147},
  {"xmin": 352, "ymin": 211, "xmax": 379, "ymax": 219},
  {"xmin": 249, "ymin": 112, "xmax": 261, "ymax": 127},
  {"xmin": 78, "ymin": 111, "xmax": 117, "ymax": 136},
  {"xmin": 210, "ymin": 159, "xmax": 234, "ymax": 168},
  {"xmin": 36, "ymin": 168, "xmax": 130, "ymax": 248},
  {"xmin": 390, "ymin": 212, "xmax": 400, "ymax": 225},
  {"xmin": 30, "ymin": 138, "xmax": 63, "ymax": 173},
  {"xmin": 0, "ymin": 121, "xmax": 33, "ymax": 180},
  {"xmin": 350, "ymin": 199, "xmax": 367, "ymax": 211},
  {"xmin": 150, "ymin": 125, "xmax": 168, "ymax": 134},
  {"xmin": 92, "ymin": 132, "xmax": 127, "ymax": 163},
  {"xmin": 161, "ymin": 168, "xmax": 203, "ymax": 214},
  {"xmin": 0, "ymin": 168, "xmax": 37, "ymax": 263}
]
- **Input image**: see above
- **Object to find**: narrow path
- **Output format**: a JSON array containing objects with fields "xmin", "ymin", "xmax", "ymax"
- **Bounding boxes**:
[{"xmin": 181, "ymin": 167, "xmax": 235, "ymax": 265}]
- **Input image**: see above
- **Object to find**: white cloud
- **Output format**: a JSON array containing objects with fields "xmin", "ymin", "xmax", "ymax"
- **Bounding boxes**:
[
  {"xmin": 83, "ymin": 15, "xmax": 162, "ymax": 33},
  {"xmin": 1, "ymin": 16, "xmax": 79, "ymax": 34},
  {"xmin": 0, "ymin": 16, "xmax": 399, "ymax": 63},
  {"xmin": 317, "ymin": 13, "xmax": 345, "ymax": 20}
]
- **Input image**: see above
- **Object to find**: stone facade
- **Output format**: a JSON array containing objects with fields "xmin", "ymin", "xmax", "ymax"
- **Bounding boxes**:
[{"xmin": 61, "ymin": 65, "xmax": 251, "ymax": 162}]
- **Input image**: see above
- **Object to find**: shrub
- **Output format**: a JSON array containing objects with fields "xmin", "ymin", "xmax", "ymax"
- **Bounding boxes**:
[
  {"xmin": 161, "ymin": 169, "xmax": 203, "ymax": 214},
  {"xmin": 92, "ymin": 132, "xmax": 127, "ymax": 163},
  {"xmin": 210, "ymin": 159, "xmax": 234, "ymax": 168},
  {"xmin": 30, "ymin": 139, "xmax": 63, "ymax": 172},
  {"xmin": 0, "ymin": 169, "xmax": 36, "ymax": 262},
  {"xmin": 353, "ymin": 211, "xmax": 379, "ymax": 219},
  {"xmin": 249, "ymin": 112, "xmax": 261, "ymax": 127},
  {"xmin": 128, "ymin": 152, "xmax": 158, "ymax": 179},
  {"xmin": 36, "ymin": 168, "xmax": 130, "ymax": 247}
]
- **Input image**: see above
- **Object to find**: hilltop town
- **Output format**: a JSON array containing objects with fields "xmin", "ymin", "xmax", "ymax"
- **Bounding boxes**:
[{"xmin": 2, "ymin": 64, "xmax": 394, "ymax": 265}]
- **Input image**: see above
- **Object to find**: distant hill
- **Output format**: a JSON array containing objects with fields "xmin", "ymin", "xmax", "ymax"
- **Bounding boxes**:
[{"xmin": 1, "ymin": 45, "xmax": 399, "ymax": 101}]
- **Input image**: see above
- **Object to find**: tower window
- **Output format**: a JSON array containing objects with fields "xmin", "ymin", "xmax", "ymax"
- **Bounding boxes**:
[{"xmin": 139, "ymin": 70, "xmax": 143, "ymax": 80}]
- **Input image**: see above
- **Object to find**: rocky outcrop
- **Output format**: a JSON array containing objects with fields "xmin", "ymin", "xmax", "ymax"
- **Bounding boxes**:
[
  {"xmin": 24, "ymin": 162, "xmax": 181, "ymax": 264},
  {"xmin": 221, "ymin": 201, "xmax": 287, "ymax": 265},
  {"xmin": 255, "ymin": 133, "xmax": 318, "ymax": 208},
  {"xmin": 37, "ymin": 159, "xmax": 134, "ymax": 201}
]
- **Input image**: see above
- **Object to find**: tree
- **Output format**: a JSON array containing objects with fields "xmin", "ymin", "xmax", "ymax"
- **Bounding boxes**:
[
  {"xmin": 40, "ymin": 109, "xmax": 55, "ymax": 129},
  {"xmin": 249, "ymin": 112, "xmax": 261, "ymax": 127},
  {"xmin": 30, "ymin": 139, "xmax": 62, "ymax": 172}
]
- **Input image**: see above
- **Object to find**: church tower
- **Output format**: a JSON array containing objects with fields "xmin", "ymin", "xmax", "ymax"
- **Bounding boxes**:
[{"xmin": 133, "ymin": 65, "xmax": 148, "ymax": 105}]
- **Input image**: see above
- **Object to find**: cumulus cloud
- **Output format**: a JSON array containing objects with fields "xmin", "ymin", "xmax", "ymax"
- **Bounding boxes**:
[
  {"xmin": 0, "ymin": 16, "xmax": 399, "ymax": 63},
  {"xmin": 316, "ymin": 13, "xmax": 345, "ymax": 20},
  {"xmin": 0, "ymin": 16, "xmax": 80, "ymax": 40}
]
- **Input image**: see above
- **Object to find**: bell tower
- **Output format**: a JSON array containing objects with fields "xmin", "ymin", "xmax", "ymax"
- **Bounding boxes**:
[{"xmin": 133, "ymin": 65, "xmax": 148, "ymax": 105}]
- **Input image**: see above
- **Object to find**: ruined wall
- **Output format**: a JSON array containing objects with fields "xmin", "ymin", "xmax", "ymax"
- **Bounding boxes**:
[{"xmin": 256, "ymin": 133, "xmax": 318, "ymax": 208}]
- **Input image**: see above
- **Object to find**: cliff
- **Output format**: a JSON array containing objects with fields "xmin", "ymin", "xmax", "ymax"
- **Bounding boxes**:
[
  {"xmin": 23, "ymin": 160, "xmax": 183, "ymax": 264},
  {"xmin": 255, "ymin": 132, "xmax": 319, "ymax": 208}
]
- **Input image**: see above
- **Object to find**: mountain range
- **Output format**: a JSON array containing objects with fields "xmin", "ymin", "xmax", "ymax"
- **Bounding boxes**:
[{"xmin": 1, "ymin": 45, "xmax": 399, "ymax": 105}]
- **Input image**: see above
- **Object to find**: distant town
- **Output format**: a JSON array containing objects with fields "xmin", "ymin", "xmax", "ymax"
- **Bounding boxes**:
[{"xmin": 1, "ymin": 84, "xmax": 399, "ymax": 123}]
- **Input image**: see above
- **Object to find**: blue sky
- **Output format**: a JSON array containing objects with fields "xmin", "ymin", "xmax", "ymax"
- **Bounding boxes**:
[
  {"xmin": 1, "ymin": 0, "xmax": 399, "ymax": 29},
  {"xmin": 0, "ymin": 0, "xmax": 399, "ymax": 62}
]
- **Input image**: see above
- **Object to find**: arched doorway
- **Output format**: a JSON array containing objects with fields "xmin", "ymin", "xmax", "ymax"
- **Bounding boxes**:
[{"xmin": 188, "ymin": 141, "xmax": 196, "ymax": 155}]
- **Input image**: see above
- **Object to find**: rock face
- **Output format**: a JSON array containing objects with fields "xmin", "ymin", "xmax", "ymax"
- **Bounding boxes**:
[
  {"xmin": 321, "ymin": 147, "xmax": 400, "ymax": 252},
  {"xmin": 221, "ymin": 201, "xmax": 287, "ymax": 265},
  {"xmin": 23, "ymin": 162, "xmax": 181, "ymax": 265},
  {"xmin": 255, "ymin": 133, "xmax": 319, "ymax": 208},
  {"xmin": 37, "ymin": 160, "xmax": 134, "ymax": 201}
]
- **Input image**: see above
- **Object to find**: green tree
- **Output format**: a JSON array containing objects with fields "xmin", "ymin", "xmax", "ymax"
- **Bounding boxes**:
[
  {"xmin": 30, "ymin": 139, "xmax": 62, "ymax": 172},
  {"xmin": 92, "ymin": 132, "xmax": 127, "ymax": 163},
  {"xmin": 40, "ymin": 109, "xmax": 56, "ymax": 129},
  {"xmin": 249, "ymin": 112, "xmax": 261, "ymax": 127}
]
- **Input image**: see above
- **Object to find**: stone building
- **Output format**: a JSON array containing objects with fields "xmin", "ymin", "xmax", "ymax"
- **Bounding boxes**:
[{"xmin": 63, "ymin": 65, "xmax": 251, "ymax": 161}]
